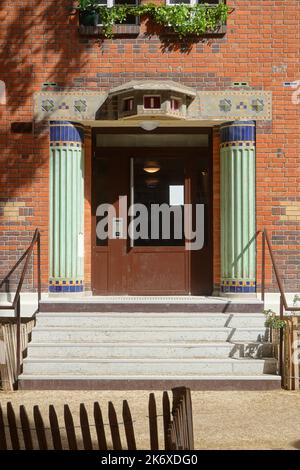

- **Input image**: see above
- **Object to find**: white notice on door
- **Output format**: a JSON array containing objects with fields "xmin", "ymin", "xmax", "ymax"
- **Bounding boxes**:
[{"xmin": 169, "ymin": 185, "xmax": 184, "ymax": 206}]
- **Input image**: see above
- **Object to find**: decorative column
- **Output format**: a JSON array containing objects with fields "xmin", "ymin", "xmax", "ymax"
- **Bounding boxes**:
[
  {"xmin": 49, "ymin": 121, "xmax": 84, "ymax": 293},
  {"xmin": 220, "ymin": 121, "xmax": 256, "ymax": 295}
]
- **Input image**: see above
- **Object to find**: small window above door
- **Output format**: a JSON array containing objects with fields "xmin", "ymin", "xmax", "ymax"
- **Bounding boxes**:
[{"xmin": 143, "ymin": 96, "xmax": 161, "ymax": 110}]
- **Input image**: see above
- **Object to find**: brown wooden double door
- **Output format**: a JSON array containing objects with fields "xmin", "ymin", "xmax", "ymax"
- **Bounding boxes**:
[{"xmin": 92, "ymin": 147, "xmax": 213, "ymax": 295}]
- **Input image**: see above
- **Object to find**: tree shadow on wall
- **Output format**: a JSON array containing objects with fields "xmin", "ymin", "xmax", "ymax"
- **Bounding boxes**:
[{"xmin": 0, "ymin": 0, "xmax": 87, "ymax": 195}]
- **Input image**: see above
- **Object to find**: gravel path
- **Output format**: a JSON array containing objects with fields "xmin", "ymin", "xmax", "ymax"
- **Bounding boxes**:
[{"xmin": 1, "ymin": 390, "xmax": 300, "ymax": 450}]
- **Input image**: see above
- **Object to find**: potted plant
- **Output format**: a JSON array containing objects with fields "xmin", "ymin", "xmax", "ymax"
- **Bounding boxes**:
[{"xmin": 78, "ymin": 0, "xmax": 99, "ymax": 26}]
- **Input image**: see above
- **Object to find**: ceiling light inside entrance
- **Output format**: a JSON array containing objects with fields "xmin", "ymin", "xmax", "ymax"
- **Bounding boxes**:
[{"xmin": 143, "ymin": 161, "xmax": 160, "ymax": 174}]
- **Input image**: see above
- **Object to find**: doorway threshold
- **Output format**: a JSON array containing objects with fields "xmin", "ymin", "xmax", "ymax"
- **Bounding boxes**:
[
  {"xmin": 40, "ymin": 295, "xmax": 263, "ymax": 313},
  {"xmin": 44, "ymin": 295, "xmax": 261, "ymax": 304}
]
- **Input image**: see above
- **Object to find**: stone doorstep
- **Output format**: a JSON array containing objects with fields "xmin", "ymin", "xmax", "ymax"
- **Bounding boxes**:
[{"xmin": 18, "ymin": 376, "xmax": 281, "ymax": 391}]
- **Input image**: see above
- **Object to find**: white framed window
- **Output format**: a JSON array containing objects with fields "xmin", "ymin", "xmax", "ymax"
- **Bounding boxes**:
[
  {"xmin": 96, "ymin": 0, "xmax": 138, "ymax": 7},
  {"xmin": 166, "ymin": 0, "xmax": 197, "ymax": 5},
  {"xmin": 166, "ymin": 1, "xmax": 222, "ymax": 4},
  {"xmin": 96, "ymin": 0, "xmax": 139, "ymax": 24}
]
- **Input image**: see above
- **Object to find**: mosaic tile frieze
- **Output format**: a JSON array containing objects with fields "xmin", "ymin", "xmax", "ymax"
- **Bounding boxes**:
[
  {"xmin": 198, "ymin": 91, "xmax": 271, "ymax": 121},
  {"xmin": 34, "ymin": 91, "xmax": 107, "ymax": 122},
  {"xmin": 34, "ymin": 89, "xmax": 272, "ymax": 122}
]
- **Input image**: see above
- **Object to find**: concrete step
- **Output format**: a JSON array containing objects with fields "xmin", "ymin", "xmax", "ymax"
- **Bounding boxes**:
[
  {"xmin": 31, "ymin": 326, "xmax": 269, "ymax": 343},
  {"xmin": 26, "ymin": 341, "xmax": 274, "ymax": 360},
  {"xmin": 230, "ymin": 342, "xmax": 274, "ymax": 358},
  {"xmin": 18, "ymin": 374, "xmax": 281, "ymax": 391},
  {"xmin": 22, "ymin": 357, "xmax": 277, "ymax": 376},
  {"xmin": 26, "ymin": 341, "xmax": 233, "ymax": 359},
  {"xmin": 36, "ymin": 312, "xmax": 267, "ymax": 329}
]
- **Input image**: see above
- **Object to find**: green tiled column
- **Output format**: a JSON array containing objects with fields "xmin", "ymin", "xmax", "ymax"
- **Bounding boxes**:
[
  {"xmin": 220, "ymin": 121, "xmax": 256, "ymax": 295},
  {"xmin": 49, "ymin": 121, "xmax": 84, "ymax": 293}
]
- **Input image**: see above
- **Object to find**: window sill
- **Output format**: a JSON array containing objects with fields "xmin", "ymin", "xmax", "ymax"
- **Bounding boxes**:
[
  {"xmin": 161, "ymin": 24, "xmax": 226, "ymax": 37},
  {"xmin": 79, "ymin": 24, "xmax": 140, "ymax": 37}
]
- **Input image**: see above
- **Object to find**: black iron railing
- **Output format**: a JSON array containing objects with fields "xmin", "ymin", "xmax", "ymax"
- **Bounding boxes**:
[
  {"xmin": 261, "ymin": 228, "xmax": 300, "ymax": 382},
  {"xmin": 0, "ymin": 228, "xmax": 41, "ymax": 376}
]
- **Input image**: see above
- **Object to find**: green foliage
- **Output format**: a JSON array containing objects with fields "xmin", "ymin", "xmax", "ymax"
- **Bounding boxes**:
[
  {"xmin": 77, "ymin": 1, "xmax": 231, "ymax": 39},
  {"xmin": 78, "ymin": 0, "xmax": 99, "ymax": 12},
  {"xmin": 264, "ymin": 309, "xmax": 286, "ymax": 330},
  {"xmin": 293, "ymin": 294, "xmax": 300, "ymax": 306}
]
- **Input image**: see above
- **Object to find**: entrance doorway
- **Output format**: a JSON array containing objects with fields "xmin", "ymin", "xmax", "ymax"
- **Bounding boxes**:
[{"xmin": 91, "ymin": 129, "xmax": 213, "ymax": 295}]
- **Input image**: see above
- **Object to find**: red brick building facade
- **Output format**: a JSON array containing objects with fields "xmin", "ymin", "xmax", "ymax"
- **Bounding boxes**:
[{"xmin": 0, "ymin": 0, "xmax": 299, "ymax": 295}]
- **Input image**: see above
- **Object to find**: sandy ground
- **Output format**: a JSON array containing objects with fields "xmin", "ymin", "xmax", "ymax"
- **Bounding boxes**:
[{"xmin": 1, "ymin": 389, "xmax": 300, "ymax": 450}]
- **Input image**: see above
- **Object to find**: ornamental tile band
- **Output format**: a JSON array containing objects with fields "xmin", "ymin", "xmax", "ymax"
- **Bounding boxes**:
[
  {"xmin": 74, "ymin": 99, "xmax": 87, "ymax": 113},
  {"xmin": 219, "ymin": 99, "xmax": 232, "ymax": 112},
  {"xmin": 41, "ymin": 99, "xmax": 55, "ymax": 112},
  {"xmin": 34, "ymin": 92, "xmax": 107, "ymax": 122},
  {"xmin": 49, "ymin": 141, "xmax": 82, "ymax": 148},
  {"xmin": 199, "ymin": 91, "xmax": 271, "ymax": 121},
  {"xmin": 49, "ymin": 278, "xmax": 84, "ymax": 293},
  {"xmin": 220, "ymin": 121, "xmax": 256, "ymax": 143},
  {"xmin": 34, "ymin": 87, "xmax": 272, "ymax": 122},
  {"xmin": 49, "ymin": 279, "xmax": 84, "ymax": 285},
  {"xmin": 220, "ymin": 141, "xmax": 255, "ymax": 148}
]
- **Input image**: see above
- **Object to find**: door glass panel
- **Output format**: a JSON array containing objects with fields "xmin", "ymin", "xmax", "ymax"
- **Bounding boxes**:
[
  {"xmin": 132, "ymin": 157, "xmax": 185, "ymax": 246},
  {"xmin": 196, "ymin": 164, "xmax": 210, "ymax": 248},
  {"xmin": 94, "ymin": 158, "xmax": 109, "ymax": 246}
]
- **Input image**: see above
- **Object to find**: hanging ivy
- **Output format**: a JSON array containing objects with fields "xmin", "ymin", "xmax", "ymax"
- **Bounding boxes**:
[{"xmin": 77, "ymin": 1, "xmax": 231, "ymax": 39}]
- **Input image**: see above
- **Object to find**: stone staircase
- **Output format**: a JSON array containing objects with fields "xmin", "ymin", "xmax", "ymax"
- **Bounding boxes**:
[{"xmin": 19, "ymin": 300, "xmax": 280, "ymax": 390}]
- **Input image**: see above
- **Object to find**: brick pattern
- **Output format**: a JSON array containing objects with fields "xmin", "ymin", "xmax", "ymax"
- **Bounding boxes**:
[
  {"xmin": 275, "ymin": 201, "xmax": 300, "ymax": 223},
  {"xmin": 0, "ymin": 230, "xmax": 35, "ymax": 291},
  {"xmin": 0, "ymin": 0, "xmax": 300, "ymax": 291},
  {"xmin": 0, "ymin": 199, "xmax": 33, "ymax": 223}
]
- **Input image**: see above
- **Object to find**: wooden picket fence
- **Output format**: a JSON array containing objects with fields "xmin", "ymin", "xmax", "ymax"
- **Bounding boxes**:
[
  {"xmin": 0, "ymin": 387, "xmax": 194, "ymax": 450},
  {"xmin": 0, "ymin": 320, "xmax": 35, "ymax": 391},
  {"xmin": 271, "ymin": 316, "xmax": 299, "ymax": 390},
  {"xmin": 282, "ymin": 317, "xmax": 299, "ymax": 390}
]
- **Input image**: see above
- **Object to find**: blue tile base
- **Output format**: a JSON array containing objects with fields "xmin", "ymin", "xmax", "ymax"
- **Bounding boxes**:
[
  {"xmin": 221, "ymin": 280, "xmax": 256, "ymax": 294},
  {"xmin": 49, "ymin": 279, "xmax": 84, "ymax": 293},
  {"xmin": 49, "ymin": 284, "xmax": 84, "ymax": 293}
]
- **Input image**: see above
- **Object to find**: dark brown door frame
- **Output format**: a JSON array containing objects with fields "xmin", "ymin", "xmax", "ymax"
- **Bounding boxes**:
[{"xmin": 91, "ymin": 128, "xmax": 213, "ymax": 296}]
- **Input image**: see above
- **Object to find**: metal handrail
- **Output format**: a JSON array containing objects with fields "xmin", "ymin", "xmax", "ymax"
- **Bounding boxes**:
[
  {"xmin": 261, "ymin": 227, "xmax": 300, "ymax": 382},
  {"xmin": 0, "ymin": 228, "xmax": 41, "ymax": 376},
  {"xmin": 261, "ymin": 228, "xmax": 299, "ymax": 315}
]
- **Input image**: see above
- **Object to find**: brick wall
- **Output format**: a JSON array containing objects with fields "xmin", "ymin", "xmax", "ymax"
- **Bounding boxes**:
[{"xmin": 0, "ymin": 0, "xmax": 299, "ymax": 292}]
